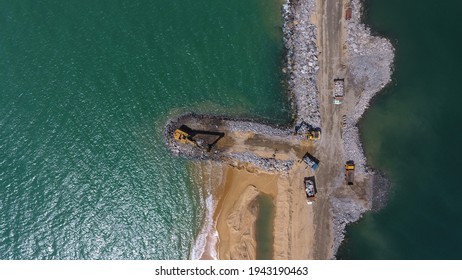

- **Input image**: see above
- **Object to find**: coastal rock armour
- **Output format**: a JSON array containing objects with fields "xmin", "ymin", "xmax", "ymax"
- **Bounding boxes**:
[
  {"xmin": 334, "ymin": 0, "xmax": 395, "ymax": 257},
  {"xmin": 228, "ymin": 152, "xmax": 295, "ymax": 173},
  {"xmin": 283, "ymin": 0, "xmax": 321, "ymax": 128},
  {"xmin": 163, "ymin": 113, "xmax": 298, "ymax": 173},
  {"xmin": 342, "ymin": 0, "xmax": 394, "ymax": 174},
  {"xmin": 331, "ymin": 196, "xmax": 368, "ymax": 255}
]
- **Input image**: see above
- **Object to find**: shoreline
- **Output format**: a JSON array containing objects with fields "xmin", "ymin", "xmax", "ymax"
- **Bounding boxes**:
[
  {"xmin": 165, "ymin": 0, "xmax": 394, "ymax": 259},
  {"xmin": 196, "ymin": 162, "xmax": 314, "ymax": 260},
  {"xmin": 332, "ymin": 0, "xmax": 394, "ymax": 255},
  {"xmin": 189, "ymin": 161, "xmax": 224, "ymax": 260}
]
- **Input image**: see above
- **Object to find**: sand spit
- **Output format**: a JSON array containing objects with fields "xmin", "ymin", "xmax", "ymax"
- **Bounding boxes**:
[
  {"xmin": 164, "ymin": 112, "xmax": 316, "ymax": 260},
  {"xmin": 215, "ymin": 164, "xmax": 313, "ymax": 260},
  {"xmin": 219, "ymin": 184, "xmax": 260, "ymax": 260}
]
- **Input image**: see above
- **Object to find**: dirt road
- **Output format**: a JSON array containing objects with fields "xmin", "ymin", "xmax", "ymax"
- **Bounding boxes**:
[{"xmin": 312, "ymin": 0, "xmax": 346, "ymax": 259}]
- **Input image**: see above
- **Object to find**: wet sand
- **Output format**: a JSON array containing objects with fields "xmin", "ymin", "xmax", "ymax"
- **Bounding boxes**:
[{"xmin": 196, "ymin": 160, "xmax": 314, "ymax": 260}]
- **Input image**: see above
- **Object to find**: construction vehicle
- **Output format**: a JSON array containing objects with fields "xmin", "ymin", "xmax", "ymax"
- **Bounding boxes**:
[
  {"xmin": 345, "ymin": 160, "xmax": 355, "ymax": 185},
  {"xmin": 174, "ymin": 128, "xmax": 195, "ymax": 145},
  {"xmin": 304, "ymin": 177, "xmax": 317, "ymax": 198},
  {"xmin": 294, "ymin": 121, "xmax": 321, "ymax": 140},
  {"xmin": 307, "ymin": 128, "xmax": 321, "ymax": 140},
  {"xmin": 345, "ymin": 7, "xmax": 352, "ymax": 20},
  {"xmin": 302, "ymin": 152, "xmax": 319, "ymax": 171},
  {"xmin": 304, "ymin": 177, "xmax": 317, "ymax": 205},
  {"xmin": 173, "ymin": 125, "xmax": 225, "ymax": 152},
  {"xmin": 333, "ymin": 78, "xmax": 344, "ymax": 105}
]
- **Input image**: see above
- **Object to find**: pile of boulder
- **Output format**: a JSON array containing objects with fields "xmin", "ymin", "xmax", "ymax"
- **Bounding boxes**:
[
  {"xmin": 333, "ymin": 0, "xmax": 395, "ymax": 257},
  {"xmin": 225, "ymin": 119, "xmax": 291, "ymax": 137},
  {"xmin": 331, "ymin": 196, "xmax": 368, "ymax": 256},
  {"xmin": 163, "ymin": 113, "xmax": 297, "ymax": 172},
  {"xmin": 342, "ymin": 0, "xmax": 394, "ymax": 175},
  {"xmin": 228, "ymin": 152, "xmax": 294, "ymax": 173},
  {"xmin": 282, "ymin": 0, "xmax": 321, "ymax": 128}
]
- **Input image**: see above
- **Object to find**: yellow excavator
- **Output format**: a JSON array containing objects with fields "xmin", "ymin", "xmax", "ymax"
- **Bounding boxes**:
[
  {"xmin": 173, "ymin": 125, "xmax": 224, "ymax": 152},
  {"xmin": 174, "ymin": 128, "xmax": 195, "ymax": 145}
]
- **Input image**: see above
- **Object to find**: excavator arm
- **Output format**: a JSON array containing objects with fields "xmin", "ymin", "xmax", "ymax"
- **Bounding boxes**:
[{"xmin": 173, "ymin": 125, "xmax": 225, "ymax": 152}]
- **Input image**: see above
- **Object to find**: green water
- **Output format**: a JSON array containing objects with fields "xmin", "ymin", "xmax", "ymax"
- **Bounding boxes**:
[
  {"xmin": 338, "ymin": 0, "xmax": 462, "ymax": 259},
  {"xmin": 4, "ymin": 0, "xmax": 457, "ymax": 261},
  {"xmin": 0, "ymin": 0, "xmax": 289, "ymax": 259},
  {"xmin": 255, "ymin": 194, "xmax": 274, "ymax": 260}
]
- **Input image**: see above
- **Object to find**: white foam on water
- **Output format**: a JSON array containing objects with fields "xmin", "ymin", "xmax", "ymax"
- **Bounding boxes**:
[{"xmin": 190, "ymin": 194, "xmax": 218, "ymax": 260}]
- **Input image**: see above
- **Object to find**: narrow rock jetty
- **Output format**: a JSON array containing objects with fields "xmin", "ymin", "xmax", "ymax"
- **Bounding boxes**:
[
  {"xmin": 164, "ymin": 113, "xmax": 305, "ymax": 173},
  {"xmin": 283, "ymin": 0, "xmax": 321, "ymax": 128}
]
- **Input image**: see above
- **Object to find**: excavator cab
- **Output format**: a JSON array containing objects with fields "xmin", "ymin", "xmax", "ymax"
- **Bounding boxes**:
[
  {"xmin": 173, "ymin": 125, "xmax": 224, "ymax": 152},
  {"xmin": 174, "ymin": 126, "xmax": 194, "ymax": 144}
]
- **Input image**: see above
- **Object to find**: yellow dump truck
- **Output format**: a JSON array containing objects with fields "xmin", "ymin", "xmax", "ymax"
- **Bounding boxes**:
[
  {"xmin": 307, "ymin": 130, "xmax": 321, "ymax": 140},
  {"xmin": 345, "ymin": 160, "xmax": 355, "ymax": 185}
]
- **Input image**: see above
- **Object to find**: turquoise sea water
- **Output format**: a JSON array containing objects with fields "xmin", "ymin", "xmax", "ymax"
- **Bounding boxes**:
[
  {"xmin": 3, "ymin": 0, "xmax": 459, "ymax": 261},
  {"xmin": 338, "ymin": 0, "xmax": 462, "ymax": 259},
  {"xmin": 0, "ymin": 0, "xmax": 289, "ymax": 259}
]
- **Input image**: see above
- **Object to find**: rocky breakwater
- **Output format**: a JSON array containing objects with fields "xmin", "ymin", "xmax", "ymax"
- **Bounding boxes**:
[
  {"xmin": 342, "ymin": 0, "xmax": 394, "ymax": 175},
  {"xmin": 163, "ymin": 113, "xmax": 297, "ymax": 173},
  {"xmin": 333, "ymin": 0, "xmax": 395, "ymax": 255},
  {"xmin": 283, "ymin": 0, "xmax": 320, "ymax": 128}
]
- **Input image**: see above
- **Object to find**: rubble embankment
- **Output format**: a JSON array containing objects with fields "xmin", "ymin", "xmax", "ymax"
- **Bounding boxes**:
[
  {"xmin": 342, "ymin": 0, "xmax": 394, "ymax": 175},
  {"xmin": 333, "ymin": 0, "xmax": 395, "ymax": 255},
  {"xmin": 283, "ymin": 0, "xmax": 321, "ymax": 128},
  {"xmin": 163, "ymin": 113, "xmax": 297, "ymax": 173}
]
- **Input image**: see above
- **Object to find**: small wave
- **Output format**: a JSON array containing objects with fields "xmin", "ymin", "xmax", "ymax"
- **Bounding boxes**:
[{"xmin": 190, "ymin": 194, "xmax": 217, "ymax": 260}]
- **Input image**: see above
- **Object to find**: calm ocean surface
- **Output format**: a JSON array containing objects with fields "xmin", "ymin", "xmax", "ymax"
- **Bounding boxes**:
[
  {"xmin": 3, "ymin": 0, "xmax": 460, "ymax": 260},
  {"xmin": 338, "ymin": 0, "xmax": 462, "ymax": 259},
  {"xmin": 0, "ymin": 0, "xmax": 289, "ymax": 259}
]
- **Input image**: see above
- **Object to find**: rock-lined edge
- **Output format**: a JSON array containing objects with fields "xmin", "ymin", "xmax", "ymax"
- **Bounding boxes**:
[
  {"xmin": 282, "ymin": 0, "xmax": 321, "ymax": 128},
  {"xmin": 163, "ymin": 113, "xmax": 297, "ymax": 173},
  {"xmin": 162, "ymin": 0, "xmax": 394, "ymax": 259},
  {"xmin": 342, "ymin": 0, "xmax": 394, "ymax": 175},
  {"xmin": 332, "ymin": 0, "xmax": 395, "ymax": 256}
]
